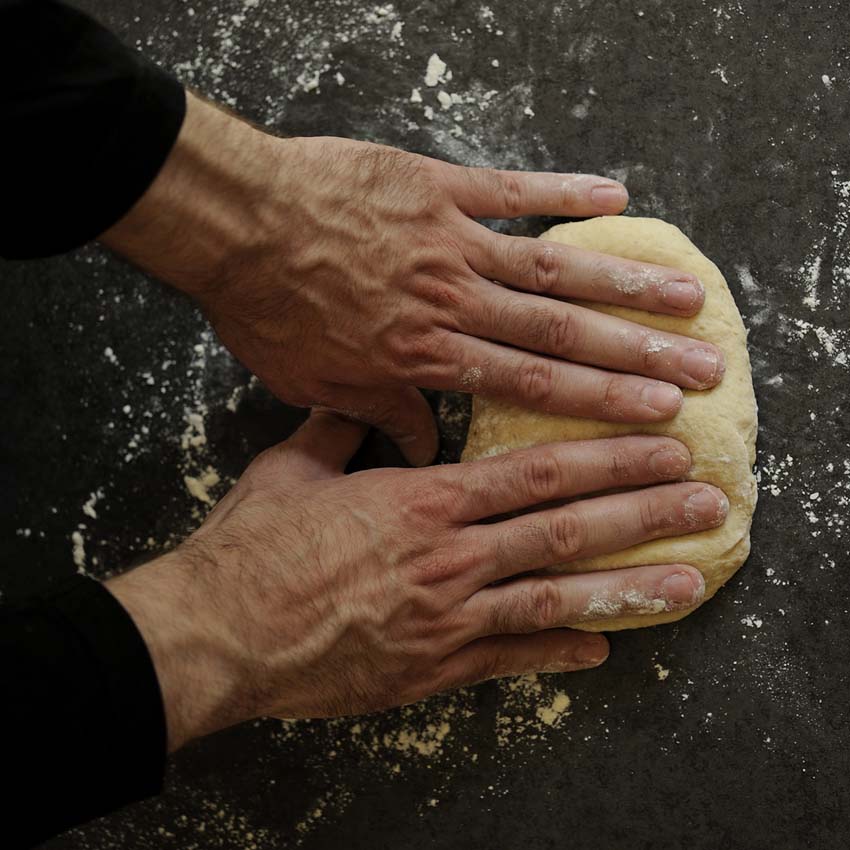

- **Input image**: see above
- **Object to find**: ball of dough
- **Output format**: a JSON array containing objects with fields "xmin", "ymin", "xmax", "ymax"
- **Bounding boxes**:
[{"xmin": 462, "ymin": 216, "xmax": 758, "ymax": 631}]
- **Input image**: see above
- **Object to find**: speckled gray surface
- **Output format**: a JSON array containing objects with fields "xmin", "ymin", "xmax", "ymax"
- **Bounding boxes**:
[{"xmin": 3, "ymin": 1, "xmax": 850, "ymax": 848}]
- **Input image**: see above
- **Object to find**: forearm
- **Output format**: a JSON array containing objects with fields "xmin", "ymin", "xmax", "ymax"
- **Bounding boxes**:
[
  {"xmin": 106, "ymin": 548, "xmax": 250, "ymax": 753},
  {"xmin": 100, "ymin": 92, "xmax": 288, "ymax": 300}
]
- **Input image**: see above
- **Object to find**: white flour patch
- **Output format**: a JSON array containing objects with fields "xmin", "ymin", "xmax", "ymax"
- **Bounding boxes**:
[
  {"xmin": 787, "ymin": 317, "xmax": 849, "ymax": 367},
  {"xmin": 736, "ymin": 264, "xmax": 760, "ymax": 293},
  {"xmin": 800, "ymin": 253, "xmax": 823, "ymax": 310},
  {"xmin": 459, "ymin": 366, "xmax": 484, "ymax": 390},
  {"xmin": 644, "ymin": 333, "xmax": 674, "ymax": 354},
  {"xmin": 583, "ymin": 589, "xmax": 666, "ymax": 619}
]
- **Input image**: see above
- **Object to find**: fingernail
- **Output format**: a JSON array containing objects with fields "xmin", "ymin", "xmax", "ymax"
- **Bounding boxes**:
[
  {"xmin": 648, "ymin": 446, "xmax": 691, "ymax": 478},
  {"xmin": 684, "ymin": 487, "xmax": 729, "ymax": 527},
  {"xmin": 590, "ymin": 184, "xmax": 628, "ymax": 210},
  {"xmin": 681, "ymin": 348, "xmax": 724, "ymax": 388},
  {"xmin": 660, "ymin": 570, "xmax": 705, "ymax": 610},
  {"xmin": 576, "ymin": 636, "xmax": 609, "ymax": 666},
  {"xmin": 662, "ymin": 278, "xmax": 704, "ymax": 312},
  {"xmin": 641, "ymin": 382, "xmax": 682, "ymax": 415}
]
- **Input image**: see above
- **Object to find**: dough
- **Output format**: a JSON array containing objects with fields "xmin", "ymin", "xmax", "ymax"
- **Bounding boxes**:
[{"xmin": 462, "ymin": 216, "xmax": 758, "ymax": 631}]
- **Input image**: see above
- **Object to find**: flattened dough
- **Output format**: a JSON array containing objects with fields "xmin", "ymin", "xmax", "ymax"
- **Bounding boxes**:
[{"xmin": 462, "ymin": 217, "xmax": 758, "ymax": 631}]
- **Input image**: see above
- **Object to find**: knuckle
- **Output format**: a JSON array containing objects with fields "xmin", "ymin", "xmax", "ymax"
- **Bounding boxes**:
[
  {"xmin": 400, "ymin": 480, "xmax": 452, "ymax": 524},
  {"xmin": 517, "ymin": 357, "xmax": 556, "ymax": 405},
  {"xmin": 512, "ymin": 305, "xmax": 580, "ymax": 354},
  {"xmin": 492, "ymin": 580, "xmax": 561, "ymax": 634},
  {"xmin": 531, "ymin": 245, "xmax": 561, "ymax": 293},
  {"xmin": 601, "ymin": 374, "xmax": 630, "ymax": 416},
  {"xmin": 526, "ymin": 579, "xmax": 562, "ymax": 631},
  {"xmin": 547, "ymin": 510, "xmax": 585, "ymax": 562},
  {"xmin": 417, "ymin": 275, "xmax": 466, "ymax": 311},
  {"xmin": 497, "ymin": 172, "xmax": 526, "ymax": 217},
  {"xmin": 638, "ymin": 493, "xmax": 669, "ymax": 533},
  {"xmin": 522, "ymin": 451, "xmax": 563, "ymax": 502},
  {"xmin": 411, "ymin": 539, "xmax": 472, "ymax": 585},
  {"xmin": 395, "ymin": 329, "xmax": 438, "ymax": 364},
  {"xmin": 606, "ymin": 447, "xmax": 637, "ymax": 482},
  {"xmin": 633, "ymin": 329, "xmax": 667, "ymax": 371},
  {"xmin": 541, "ymin": 309, "xmax": 580, "ymax": 353}
]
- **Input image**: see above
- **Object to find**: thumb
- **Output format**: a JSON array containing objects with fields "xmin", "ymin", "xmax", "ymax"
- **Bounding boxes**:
[
  {"xmin": 321, "ymin": 384, "xmax": 438, "ymax": 467},
  {"xmin": 285, "ymin": 410, "xmax": 370, "ymax": 478}
]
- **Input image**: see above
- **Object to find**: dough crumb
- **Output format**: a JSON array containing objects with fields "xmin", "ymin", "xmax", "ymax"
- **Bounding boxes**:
[
  {"xmin": 424, "ymin": 53, "xmax": 447, "ymax": 87},
  {"xmin": 184, "ymin": 467, "xmax": 221, "ymax": 504},
  {"xmin": 536, "ymin": 691, "xmax": 571, "ymax": 726}
]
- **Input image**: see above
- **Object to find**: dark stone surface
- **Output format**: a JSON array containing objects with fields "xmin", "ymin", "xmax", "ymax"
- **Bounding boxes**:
[{"xmin": 2, "ymin": 0, "xmax": 850, "ymax": 847}]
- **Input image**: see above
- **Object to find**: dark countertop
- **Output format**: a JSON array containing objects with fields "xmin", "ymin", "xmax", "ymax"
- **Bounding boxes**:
[{"xmin": 3, "ymin": 1, "xmax": 850, "ymax": 848}]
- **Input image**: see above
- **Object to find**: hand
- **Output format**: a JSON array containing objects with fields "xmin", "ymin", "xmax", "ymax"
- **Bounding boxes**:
[
  {"xmin": 108, "ymin": 413, "xmax": 727, "ymax": 751},
  {"xmin": 102, "ymin": 94, "xmax": 724, "ymax": 466}
]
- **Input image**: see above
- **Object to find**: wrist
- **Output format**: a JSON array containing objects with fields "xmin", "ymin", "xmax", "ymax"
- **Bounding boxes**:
[
  {"xmin": 99, "ymin": 91, "xmax": 288, "ymax": 301},
  {"xmin": 107, "ymin": 549, "xmax": 249, "ymax": 751}
]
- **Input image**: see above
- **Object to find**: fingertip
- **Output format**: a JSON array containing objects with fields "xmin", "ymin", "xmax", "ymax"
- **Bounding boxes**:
[
  {"xmin": 660, "ymin": 565, "xmax": 706, "ymax": 608},
  {"xmin": 648, "ymin": 440, "xmax": 692, "ymax": 478},
  {"xmin": 397, "ymin": 422, "xmax": 439, "ymax": 468},
  {"xmin": 640, "ymin": 382, "xmax": 683, "ymax": 419},
  {"xmin": 576, "ymin": 633, "xmax": 610, "ymax": 666},
  {"xmin": 590, "ymin": 182, "xmax": 629, "ymax": 214},
  {"xmin": 660, "ymin": 276, "xmax": 705, "ymax": 315},
  {"xmin": 681, "ymin": 345, "xmax": 726, "ymax": 390}
]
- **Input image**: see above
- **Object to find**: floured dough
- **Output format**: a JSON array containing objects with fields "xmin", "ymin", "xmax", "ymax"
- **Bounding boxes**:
[{"xmin": 462, "ymin": 216, "xmax": 758, "ymax": 631}]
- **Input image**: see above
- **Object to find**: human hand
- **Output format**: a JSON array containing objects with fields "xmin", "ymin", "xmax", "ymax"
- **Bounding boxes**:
[
  {"xmin": 108, "ymin": 413, "xmax": 727, "ymax": 752},
  {"xmin": 102, "ymin": 94, "xmax": 724, "ymax": 466}
]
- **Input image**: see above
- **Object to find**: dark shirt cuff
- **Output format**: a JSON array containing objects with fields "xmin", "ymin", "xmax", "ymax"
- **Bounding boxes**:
[
  {"xmin": 4, "ymin": 573, "xmax": 167, "ymax": 846},
  {"xmin": 0, "ymin": 0, "xmax": 187, "ymax": 259}
]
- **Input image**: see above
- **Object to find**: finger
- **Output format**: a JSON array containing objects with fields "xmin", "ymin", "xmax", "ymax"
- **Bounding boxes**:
[
  {"xmin": 467, "ymin": 228, "xmax": 706, "ymax": 317},
  {"xmin": 438, "ymin": 336, "xmax": 684, "ymax": 422},
  {"xmin": 437, "ymin": 629, "xmax": 609, "ymax": 690},
  {"xmin": 446, "ymin": 164, "xmax": 629, "ymax": 219},
  {"xmin": 321, "ymin": 384, "xmax": 438, "ymax": 467},
  {"xmin": 285, "ymin": 410, "xmax": 371, "ymax": 478},
  {"xmin": 435, "ymin": 436, "xmax": 691, "ymax": 522},
  {"xmin": 467, "ymin": 283, "xmax": 724, "ymax": 390},
  {"xmin": 466, "ymin": 482, "xmax": 728, "ymax": 585},
  {"xmin": 465, "ymin": 563, "xmax": 706, "ymax": 638}
]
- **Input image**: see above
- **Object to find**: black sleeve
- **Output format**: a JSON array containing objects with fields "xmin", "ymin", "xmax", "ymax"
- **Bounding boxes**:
[
  {"xmin": 0, "ymin": 0, "xmax": 186, "ymax": 260},
  {"xmin": 3, "ymin": 573, "xmax": 167, "ymax": 848}
]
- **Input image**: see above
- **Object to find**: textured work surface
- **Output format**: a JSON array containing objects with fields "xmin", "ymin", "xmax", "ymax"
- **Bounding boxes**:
[{"xmin": 2, "ymin": 1, "xmax": 850, "ymax": 847}]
